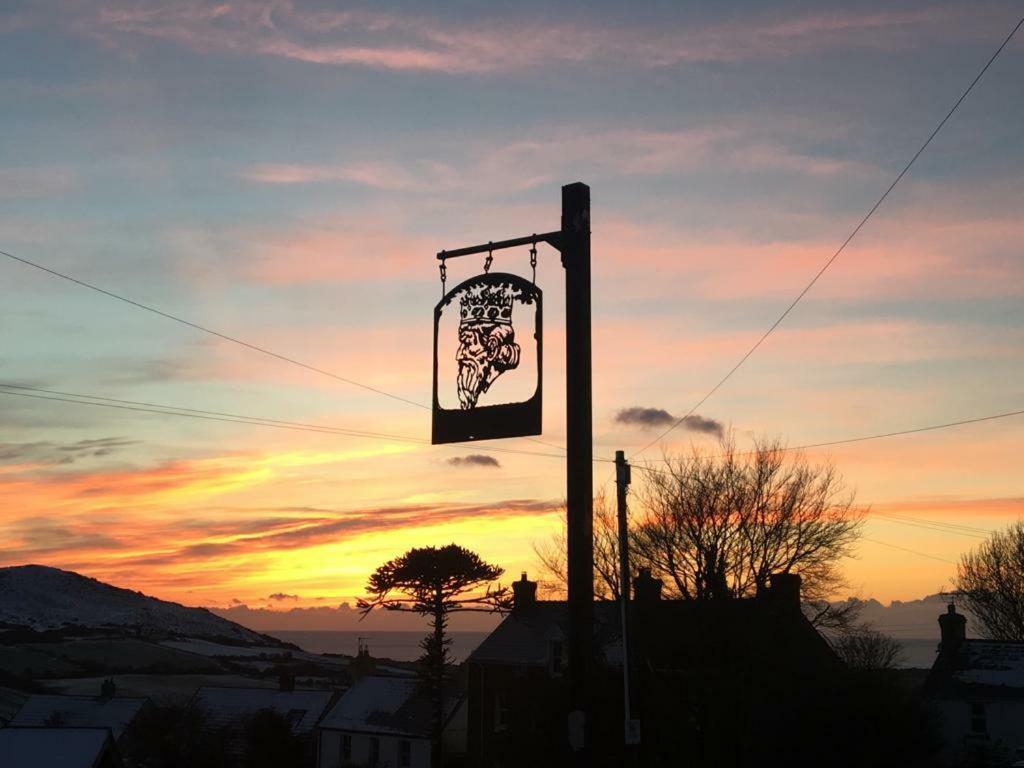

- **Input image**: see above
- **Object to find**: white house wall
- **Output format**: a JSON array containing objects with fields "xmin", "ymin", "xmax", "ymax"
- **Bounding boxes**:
[
  {"xmin": 319, "ymin": 729, "xmax": 431, "ymax": 768},
  {"xmin": 931, "ymin": 699, "xmax": 1024, "ymax": 766}
]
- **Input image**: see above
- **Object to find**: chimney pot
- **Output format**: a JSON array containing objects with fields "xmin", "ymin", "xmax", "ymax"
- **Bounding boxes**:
[
  {"xmin": 512, "ymin": 572, "xmax": 537, "ymax": 613},
  {"xmin": 767, "ymin": 572, "xmax": 801, "ymax": 612},
  {"xmin": 278, "ymin": 667, "xmax": 295, "ymax": 692},
  {"xmin": 633, "ymin": 568, "xmax": 663, "ymax": 604},
  {"xmin": 939, "ymin": 603, "xmax": 967, "ymax": 655}
]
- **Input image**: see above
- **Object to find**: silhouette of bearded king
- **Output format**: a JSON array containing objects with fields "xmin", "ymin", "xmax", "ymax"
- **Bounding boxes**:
[{"xmin": 456, "ymin": 284, "xmax": 522, "ymax": 409}]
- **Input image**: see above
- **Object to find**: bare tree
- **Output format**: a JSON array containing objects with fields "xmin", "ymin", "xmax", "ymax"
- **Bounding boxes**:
[
  {"xmin": 534, "ymin": 436, "xmax": 865, "ymax": 629},
  {"xmin": 803, "ymin": 597, "xmax": 864, "ymax": 635},
  {"xmin": 533, "ymin": 493, "xmax": 623, "ymax": 600},
  {"xmin": 954, "ymin": 520, "xmax": 1024, "ymax": 641},
  {"xmin": 832, "ymin": 627, "xmax": 905, "ymax": 670},
  {"xmin": 632, "ymin": 437, "xmax": 864, "ymax": 606}
]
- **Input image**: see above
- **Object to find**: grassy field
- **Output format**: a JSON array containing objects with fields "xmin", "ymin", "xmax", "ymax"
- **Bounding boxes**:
[
  {"xmin": 1, "ymin": 638, "xmax": 223, "ymax": 678},
  {"xmin": 44, "ymin": 673, "xmax": 278, "ymax": 703}
]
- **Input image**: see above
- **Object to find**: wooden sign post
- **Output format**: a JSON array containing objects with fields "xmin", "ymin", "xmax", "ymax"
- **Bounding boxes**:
[{"xmin": 434, "ymin": 182, "xmax": 594, "ymax": 762}]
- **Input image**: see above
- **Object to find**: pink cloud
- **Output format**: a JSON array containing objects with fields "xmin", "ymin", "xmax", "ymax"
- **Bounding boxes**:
[
  {"xmin": 241, "ymin": 160, "xmax": 457, "ymax": 192},
  {"xmin": 238, "ymin": 122, "xmax": 873, "ymax": 202},
  {"xmin": 76, "ymin": 2, "xmax": 978, "ymax": 74}
]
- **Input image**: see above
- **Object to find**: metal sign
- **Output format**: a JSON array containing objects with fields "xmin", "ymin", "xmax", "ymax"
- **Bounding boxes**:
[{"xmin": 432, "ymin": 272, "xmax": 542, "ymax": 444}]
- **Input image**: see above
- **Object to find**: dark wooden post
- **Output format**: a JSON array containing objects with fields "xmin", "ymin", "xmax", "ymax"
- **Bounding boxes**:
[{"xmin": 562, "ymin": 182, "xmax": 593, "ymax": 760}]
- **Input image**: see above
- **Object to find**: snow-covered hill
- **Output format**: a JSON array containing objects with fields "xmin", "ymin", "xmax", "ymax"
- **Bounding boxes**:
[{"xmin": 0, "ymin": 565, "xmax": 280, "ymax": 646}]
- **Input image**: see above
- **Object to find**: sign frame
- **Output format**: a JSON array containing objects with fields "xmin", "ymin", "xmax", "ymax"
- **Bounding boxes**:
[{"xmin": 432, "ymin": 271, "xmax": 543, "ymax": 444}]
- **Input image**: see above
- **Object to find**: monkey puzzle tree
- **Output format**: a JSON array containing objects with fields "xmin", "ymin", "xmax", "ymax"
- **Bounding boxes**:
[
  {"xmin": 358, "ymin": 544, "xmax": 511, "ymax": 765},
  {"xmin": 955, "ymin": 520, "xmax": 1024, "ymax": 640}
]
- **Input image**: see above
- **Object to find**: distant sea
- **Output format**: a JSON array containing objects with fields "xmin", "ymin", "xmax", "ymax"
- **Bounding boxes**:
[
  {"xmin": 271, "ymin": 630, "xmax": 490, "ymax": 662},
  {"xmin": 896, "ymin": 638, "xmax": 938, "ymax": 669},
  {"xmin": 274, "ymin": 630, "xmax": 938, "ymax": 669}
]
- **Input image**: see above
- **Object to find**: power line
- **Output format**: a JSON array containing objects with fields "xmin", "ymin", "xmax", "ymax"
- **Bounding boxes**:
[
  {"xmin": 0, "ymin": 383, "xmax": 426, "ymax": 442},
  {"xmin": 13, "ymin": 381, "xmax": 1023, "ymax": 479},
  {"xmin": 871, "ymin": 514, "xmax": 990, "ymax": 540},
  {"xmin": 0, "ymin": 385, "xmax": 577, "ymax": 462},
  {"xmin": 6, "ymin": 381, "xmax": 1020, "ymax": 479},
  {"xmin": 758, "ymin": 409, "xmax": 1024, "ymax": 453},
  {"xmin": 629, "ymin": 15, "xmax": 1024, "ymax": 462},
  {"xmin": 872, "ymin": 511, "xmax": 994, "ymax": 536},
  {"xmin": 0, "ymin": 382, "xmax": 1008, "ymax": 570},
  {"xmin": 0, "ymin": 249, "xmax": 428, "ymax": 411},
  {"xmin": 0, "ymin": 247, "xmax": 568, "ymax": 455},
  {"xmin": 861, "ymin": 537, "xmax": 958, "ymax": 565},
  {"xmin": 628, "ymin": 405, "xmax": 1024, "ymax": 480}
]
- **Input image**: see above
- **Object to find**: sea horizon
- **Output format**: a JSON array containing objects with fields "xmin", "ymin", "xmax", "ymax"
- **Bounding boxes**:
[
  {"xmin": 271, "ymin": 629, "xmax": 939, "ymax": 669},
  {"xmin": 270, "ymin": 629, "xmax": 491, "ymax": 663}
]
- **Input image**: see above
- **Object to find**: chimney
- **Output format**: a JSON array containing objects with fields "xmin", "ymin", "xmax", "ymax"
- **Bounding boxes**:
[
  {"xmin": 99, "ymin": 678, "xmax": 116, "ymax": 700},
  {"xmin": 277, "ymin": 666, "xmax": 295, "ymax": 692},
  {"xmin": 766, "ymin": 572, "xmax": 801, "ymax": 612},
  {"xmin": 350, "ymin": 637, "xmax": 376, "ymax": 682},
  {"xmin": 633, "ymin": 568, "xmax": 663, "ymax": 604},
  {"xmin": 939, "ymin": 603, "xmax": 967, "ymax": 655},
  {"xmin": 512, "ymin": 572, "xmax": 537, "ymax": 614}
]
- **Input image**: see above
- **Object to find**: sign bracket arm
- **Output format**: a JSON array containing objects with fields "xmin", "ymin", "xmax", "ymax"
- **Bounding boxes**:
[{"xmin": 436, "ymin": 230, "xmax": 562, "ymax": 261}]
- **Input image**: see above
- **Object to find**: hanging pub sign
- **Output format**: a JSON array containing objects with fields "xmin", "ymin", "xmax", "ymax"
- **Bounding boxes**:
[{"xmin": 432, "ymin": 267, "xmax": 542, "ymax": 444}]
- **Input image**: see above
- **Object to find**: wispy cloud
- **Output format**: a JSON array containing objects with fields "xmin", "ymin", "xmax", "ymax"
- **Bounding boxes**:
[
  {"xmin": 75, "ymin": 2, "xmax": 964, "ymax": 74},
  {"xmin": 0, "ymin": 437, "xmax": 137, "ymax": 468},
  {"xmin": 240, "ymin": 161, "xmax": 452, "ymax": 191},
  {"xmin": 238, "ymin": 124, "xmax": 872, "ymax": 197},
  {"xmin": 0, "ymin": 497, "xmax": 560, "ymax": 572}
]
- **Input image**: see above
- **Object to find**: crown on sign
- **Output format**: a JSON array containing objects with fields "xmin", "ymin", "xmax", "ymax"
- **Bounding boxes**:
[{"xmin": 460, "ymin": 284, "xmax": 514, "ymax": 326}]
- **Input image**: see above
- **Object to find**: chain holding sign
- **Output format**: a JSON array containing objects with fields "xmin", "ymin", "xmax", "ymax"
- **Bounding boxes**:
[{"xmin": 432, "ymin": 271, "xmax": 542, "ymax": 444}]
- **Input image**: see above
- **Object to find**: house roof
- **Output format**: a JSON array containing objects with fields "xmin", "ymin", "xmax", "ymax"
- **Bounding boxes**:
[
  {"xmin": 469, "ymin": 601, "xmax": 623, "ymax": 666},
  {"xmin": 0, "ymin": 686, "xmax": 29, "ymax": 725},
  {"xmin": 9, "ymin": 694, "xmax": 146, "ymax": 739},
  {"xmin": 318, "ymin": 675, "xmax": 461, "ymax": 738},
  {"xmin": 469, "ymin": 597, "xmax": 838, "ymax": 675},
  {"xmin": 927, "ymin": 639, "xmax": 1024, "ymax": 699},
  {"xmin": 0, "ymin": 726, "xmax": 118, "ymax": 768},
  {"xmin": 191, "ymin": 686, "xmax": 335, "ymax": 735}
]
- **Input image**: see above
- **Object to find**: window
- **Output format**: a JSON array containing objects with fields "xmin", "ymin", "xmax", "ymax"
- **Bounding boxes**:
[
  {"xmin": 398, "ymin": 739, "xmax": 412, "ymax": 767},
  {"xmin": 494, "ymin": 691, "xmax": 509, "ymax": 732},
  {"xmin": 970, "ymin": 702, "xmax": 987, "ymax": 734},
  {"xmin": 341, "ymin": 734, "xmax": 352, "ymax": 762},
  {"xmin": 549, "ymin": 640, "xmax": 564, "ymax": 676},
  {"xmin": 285, "ymin": 708, "xmax": 305, "ymax": 730},
  {"xmin": 369, "ymin": 736, "xmax": 381, "ymax": 765}
]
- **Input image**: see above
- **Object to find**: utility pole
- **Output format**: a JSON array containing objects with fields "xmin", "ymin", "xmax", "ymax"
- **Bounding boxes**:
[
  {"xmin": 616, "ymin": 450, "xmax": 641, "ymax": 760},
  {"xmin": 562, "ymin": 182, "xmax": 593, "ymax": 762}
]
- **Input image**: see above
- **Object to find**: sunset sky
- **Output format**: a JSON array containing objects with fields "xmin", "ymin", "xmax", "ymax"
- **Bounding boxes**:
[{"xmin": 1, "ymin": 1, "xmax": 1022, "ymax": 613}]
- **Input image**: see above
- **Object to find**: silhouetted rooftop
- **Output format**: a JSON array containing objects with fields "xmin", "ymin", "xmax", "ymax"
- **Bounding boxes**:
[
  {"xmin": 10, "ymin": 694, "xmax": 146, "ymax": 739},
  {"xmin": 191, "ymin": 686, "xmax": 335, "ymax": 735},
  {"xmin": 0, "ymin": 726, "xmax": 118, "ymax": 768},
  {"xmin": 318, "ymin": 675, "xmax": 461, "ymax": 738},
  {"xmin": 927, "ymin": 638, "xmax": 1024, "ymax": 699},
  {"xmin": 469, "ymin": 595, "xmax": 838, "ymax": 674}
]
